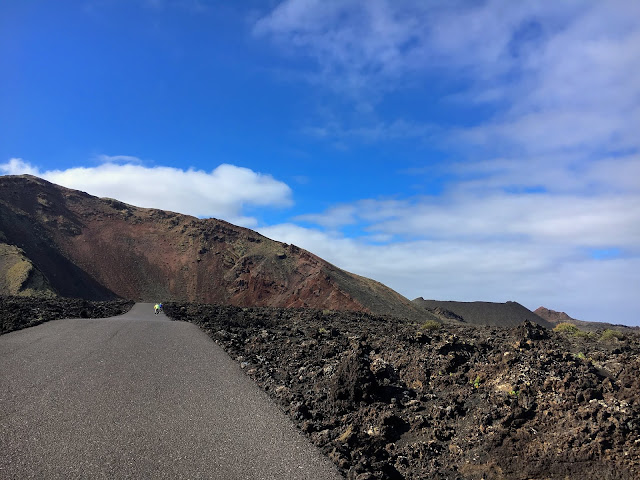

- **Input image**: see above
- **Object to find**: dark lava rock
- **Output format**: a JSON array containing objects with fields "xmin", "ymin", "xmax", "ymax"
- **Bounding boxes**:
[
  {"xmin": 160, "ymin": 301, "xmax": 640, "ymax": 479},
  {"xmin": 0, "ymin": 296, "xmax": 134, "ymax": 334},
  {"xmin": 330, "ymin": 344, "xmax": 376, "ymax": 408},
  {"xmin": 515, "ymin": 319, "xmax": 551, "ymax": 341}
]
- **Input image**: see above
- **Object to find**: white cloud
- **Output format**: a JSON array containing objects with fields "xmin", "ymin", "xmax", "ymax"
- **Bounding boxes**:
[
  {"xmin": 302, "ymin": 118, "xmax": 437, "ymax": 144},
  {"xmin": 255, "ymin": 0, "xmax": 454, "ymax": 97},
  {"xmin": 446, "ymin": 153, "xmax": 640, "ymax": 196},
  {"xmin": 584, "ymin": 156, "xmax": 640, "ymax": 193},
  {"xmin": 369, "ymin": 194, "xmax": 640, "ymax": 249},
  {"xmin": 95, "ymin": 154, "xmax": 144, "ymax": 164},
  {"xmin": 259, "ymin": 222, "xmax": 640, "ymax": 326},
  {"xmin": 295, "ymin": 204, "xmax": 358, "ymax": 229},
  {"xmin": 254, "ymin": 1, "xmax": 579, "ymax": 96},
  {"xmin": 257, "ymin": 1, "xmax": 640, "ymax": 159},
  {"xmin": 291, "ymin": 190, "xmax": 640, "ymax": 254},
  {"xmin": 1, "ymin": 158, "xmax": 40, "ymax": 176},
  {"xmin": 261, "ymin": 183, "xmax": 640, "ymax": 326},
  {"xmin": 0, "ymin": 158, "xmax": 292, "ymax": 226},
  {"xmin": 448, "ymin": 2, "xmax": 640, "ymax": 166}
]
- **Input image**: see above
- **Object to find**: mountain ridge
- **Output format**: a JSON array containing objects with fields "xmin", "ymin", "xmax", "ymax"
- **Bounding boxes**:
[
  {"xmin": 412, "ymin": 297, "xmax": 553, "ymax": 329},
  {"xmin": 0, "ymin": 174, "xmax": 431, "ymax": 321}
]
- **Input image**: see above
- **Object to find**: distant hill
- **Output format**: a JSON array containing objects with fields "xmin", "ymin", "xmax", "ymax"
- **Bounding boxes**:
[
  {"xmin": 413, "ymin": 298, "xmax": 553, "ymax": 328},
  {"xmin": 534, "ymin": 306, "xmax": 637, "ymax": 332},
  {"xmin": 533, "ymin": 307, "xmax": 576, "ymax": 325},
  {"xmin": 0, "ymin": 175, "xmax": 432, "ymax": 321}
]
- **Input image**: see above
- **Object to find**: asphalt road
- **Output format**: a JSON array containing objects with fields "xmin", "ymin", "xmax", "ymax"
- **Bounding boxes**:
[{"xmin": 0, "ymin": 303, "xmax": 343, "ymax": 479}]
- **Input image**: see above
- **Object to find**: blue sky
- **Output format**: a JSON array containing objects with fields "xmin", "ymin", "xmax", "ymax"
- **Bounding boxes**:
[{"xmin": 1, "ymin": 1, "xmax": 639, "ymax": 325}]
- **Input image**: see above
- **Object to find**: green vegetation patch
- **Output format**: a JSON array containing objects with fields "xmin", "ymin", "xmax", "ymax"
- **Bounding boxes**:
[
  {"xmin": 420, "ymin": 319, "xmax": 442, "ymax": 331},
  {"xmin": 601, "ymin": 329, "xmax": 625, "ymax": 341},
  {"xmin": 553, "ymin": 322, "xmax": 580, "ymax": 334},
  {"xmin": 470, "ymin": 375, "xmax": 482, "ymax": 389},
  {"xmin": 553, "ymin": 322, "xmax": 591, "ymax": 338}
]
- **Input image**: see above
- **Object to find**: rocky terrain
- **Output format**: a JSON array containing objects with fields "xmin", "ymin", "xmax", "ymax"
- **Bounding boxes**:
[
  {"xmin": 2, "ymin": 294, "xmax": 638, "ymax": 479},
  {"xmin": 0, "ymin": 296, "xmax": 133, "ymax": 334},
  {"xmin": 165, "ymin": 302, "xmax": 640, "ymax": 480},
  {"xmin": 0, "ymin": 175, "xmax": 429, "ymax": 321}
]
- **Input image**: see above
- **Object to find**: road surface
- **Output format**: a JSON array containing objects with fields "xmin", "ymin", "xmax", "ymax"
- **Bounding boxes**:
[{"xmin": 0, "ymin": 303, "xmax": 342, "ymax": 479}]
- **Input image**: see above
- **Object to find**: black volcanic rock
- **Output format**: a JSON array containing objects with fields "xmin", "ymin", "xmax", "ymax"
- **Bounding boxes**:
[
  {"xmin": 0, "ymin": 296, "xmax": 133, "ymax": 334},
  {"xmin": 166, "ymin": 302, "xmax": 640, "ymax": 480}
]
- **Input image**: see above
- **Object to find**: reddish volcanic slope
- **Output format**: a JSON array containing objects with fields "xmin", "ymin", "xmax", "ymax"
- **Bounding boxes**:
[
  {"xmin": 534, "ymin": 306, "xmax": 576, "ymax": 325},
  {"xmin": 0, "ymin": 175, "xmax": 430, "ymax": 320}
]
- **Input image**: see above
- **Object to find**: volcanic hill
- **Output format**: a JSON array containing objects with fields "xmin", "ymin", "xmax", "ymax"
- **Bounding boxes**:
[
  {"xmin": 412, "ymin": 298, "xmax": 553, "ymax": 329},
  {"xmin": 535, "ymin": 306, "xmax": 638, "ymax": 333},
  {"xmin": 0, "ymin": 175, "xmax": 431, "ymax": 320},
  {"xmin": 534, "ymin": 306, "xmax": 576, "ymax": 325}
]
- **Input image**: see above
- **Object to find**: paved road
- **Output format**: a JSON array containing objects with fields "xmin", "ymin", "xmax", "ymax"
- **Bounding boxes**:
[{"xmin": 0, "ymin": 304, "xmax": 342, "ymax": 479}]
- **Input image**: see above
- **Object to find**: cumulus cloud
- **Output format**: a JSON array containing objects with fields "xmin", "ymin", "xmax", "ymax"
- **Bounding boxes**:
[
  {"xmin": 255, "ymin": 1, "xmax": 580, "ymax": 96},
  {"xmin": 302, "ymin": 118, "xmax": 438, "ymax": 144},
  {"xmin": 1, "ymin": 158, "xmax": 40, "ymax": 176},
  {"xmin": 95, "ymin": 154, "xmax": 144, "ymax": 164},
  {"xmin": 274, "ymin": 183, "xmax": 640, "ymax": 325},
  {"xmin": 0, "ymin": 157, "xmax": 292, "ymax": 226},
  {"xmin": 259, "ymin": 222, "xmax": 640, "ymax": 326},
  {"xmin": 254, "ymin": 0, "xmax": 415, "ymax": 94},
  {"xmin": 292, "ymin": 193, "xmax": 640, "ymax": 250},
  {"xmin": 256, "ymin": 0, "xmax": 640, "ymax": 157}
]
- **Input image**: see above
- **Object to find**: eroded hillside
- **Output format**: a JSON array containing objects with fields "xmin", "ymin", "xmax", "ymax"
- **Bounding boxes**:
[{"xmin": 0, "ymin": 175, "xmax": 430, "ymax": 320}]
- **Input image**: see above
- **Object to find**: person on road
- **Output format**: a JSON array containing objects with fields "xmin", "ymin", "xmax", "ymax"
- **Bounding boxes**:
[{"xmin": 154, "ymin": 303, "xmax": 160, "ymax": 315}]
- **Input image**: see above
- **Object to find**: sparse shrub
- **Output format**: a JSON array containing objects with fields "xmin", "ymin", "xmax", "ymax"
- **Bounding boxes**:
[
  {"xmin": 601, "ymin": 329, "xmax": 625, "ymax": 341},
  {"xmin": 553, "ymin": 322, "xmax": 591, "ymax": 338},
  {"xmin": 554, "ymin": 322, "xmax": 580, "ymax": 334},
  {"xmin": 574, "ymin": 352, "xmax": 587, "ymax": 361},
  {"xmin": 420, "ymin": 320, "xmax": 442, "ymax": 331}
]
